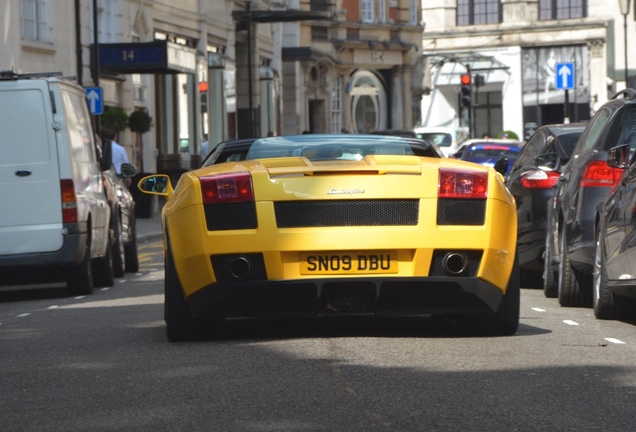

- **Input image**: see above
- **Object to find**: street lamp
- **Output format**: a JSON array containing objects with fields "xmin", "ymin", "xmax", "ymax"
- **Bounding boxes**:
[
  {"xmin": 245, "ymin": 0, "xmax": 254, "ymax": 137},
  {"xmin": 619, "ymin": 0, "xmax": 631, "ymax": 88}
]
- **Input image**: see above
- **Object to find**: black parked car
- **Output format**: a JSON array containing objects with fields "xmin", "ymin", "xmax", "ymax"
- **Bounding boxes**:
[
  {"xmin": 593, "ymin": 144, "xmax": 636, "ymax": 319},
  {"xmin": 506, "ymin": 123, "xmax": 585, "ymax": 288},
  {"xmin": 546, "ymin": 89, "xmax": 636, "ymax": 307},
  {"xmin": 98, "ymin": 136, "xmax": 140, "ymax": 277}
]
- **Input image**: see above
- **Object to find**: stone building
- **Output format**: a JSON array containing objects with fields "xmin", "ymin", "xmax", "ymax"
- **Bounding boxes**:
[
  {"xmin": 421, "ymin": 0, "xmax": 631, "ymax": 140},
  {"xmin": 3, "ymin": 0, "xmax": 424, "ymax": 179}
]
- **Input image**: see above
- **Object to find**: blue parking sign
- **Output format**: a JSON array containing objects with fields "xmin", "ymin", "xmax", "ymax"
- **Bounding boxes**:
[
  {"xmin": 555, "ymin": 63, "xmax": 575, "ymax": 90},
  {"xmin": 85, "ymin": 87, "xmax": 104, "ymax": 115}
]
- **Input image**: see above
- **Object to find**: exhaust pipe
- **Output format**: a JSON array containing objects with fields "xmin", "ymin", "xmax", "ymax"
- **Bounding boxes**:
[
  {"xmin": 229, "ymin": 256, "xmax": 251, "ymax": 279},
  {"xmin": 442, "ymin": 252, "xmax": 469, "ymax": 275}
]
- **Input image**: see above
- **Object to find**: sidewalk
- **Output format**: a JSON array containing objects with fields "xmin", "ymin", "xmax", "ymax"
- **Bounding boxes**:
[{"xmin": 135, "ymin": 207, "xmax": 163, "ymax": 243}]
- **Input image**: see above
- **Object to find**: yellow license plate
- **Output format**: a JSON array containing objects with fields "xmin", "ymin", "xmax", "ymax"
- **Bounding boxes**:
[{"xmin": 299, "ymin": 251, "xmax": 398, "ymax": 275}]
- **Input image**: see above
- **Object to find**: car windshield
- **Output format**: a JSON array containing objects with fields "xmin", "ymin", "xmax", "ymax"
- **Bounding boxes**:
[
  {"xmin": 464, "ymin": 146, "xmax": 520, "ymax": 160},
  {"xmin": 245, "ymin": 135, "xmax": 417, "ymax": 161},
  {"xmin": 417, "ymin": 132, "xmax": 453, "ymax": 147}
]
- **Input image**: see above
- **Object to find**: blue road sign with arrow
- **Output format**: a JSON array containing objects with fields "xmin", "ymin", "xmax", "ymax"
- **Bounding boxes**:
[
  {"xmin": 85, "ymin": 87, "xmax": 103, "ymax": 115},
  {"xmin": 555, "ymin": 63, "xmax": 574, "ymax": 90}
]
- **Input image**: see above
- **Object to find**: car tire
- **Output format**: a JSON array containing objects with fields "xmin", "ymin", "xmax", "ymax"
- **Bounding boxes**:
[
  {"xmin": 459, "ymin": 254, "xmax": 520, "ymax": 336},
  {"xmin": 593, "ymin": 227, "xmax": 621, "ymax": 320},
  {"xmin": 66, "ymin": 238, "xmax": 94, "ymax": 296},
  {"xmin": 92, "ymin": 235, "xmax": 115, "ymax": 288},
  {"xmin": 124, "ymin": 217, "xmax": 139, "ymax": 273},
  {"xmin": 543, "ymin": 233, "xmax": 558, "ymax": 298},
  {"xmin": 490, "ymin": 253, "xmax": 520, "ymax": 336},
  {"xmin": 520, "ymin": 268, "xmax": 542, "ymax": 289},
  {"xmin": 558, "ymin": 228, "xmax": 591, "ymax": 307},
  {"xmin": 112, "ymin": 211, "xmax": 126, "ymax": 278},
  {"xmin": 165, "ymin": 240, "xmax": 198, "ymax": 342}
]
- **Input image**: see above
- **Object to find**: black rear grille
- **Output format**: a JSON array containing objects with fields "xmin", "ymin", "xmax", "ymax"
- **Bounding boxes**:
[
  {"xmin": 437, "ymin": 199, "xmax": 485, "ymax": 225},
  {"xmin": 204, "ymin": 202, "xmax": 257, "ymax": 231},
  {"xmin": 275, "ymin": 200, "xmax": 419, "ymax": 228}
]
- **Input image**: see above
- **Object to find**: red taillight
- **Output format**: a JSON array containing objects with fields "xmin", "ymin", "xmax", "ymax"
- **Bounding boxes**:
[
  {"xmin": 200, "ymin": 172, "xmax": 254, "ymax": 204},
  {"xmin": 580, "ymin": 161, "xmax": 623, "ymax": 187},
  {"xmin": 439, "ymin": 169, "xmax": 488, "ymax": 198},
  {"xmin": 60, "ymin": 179, "xmax": 78, "ymax": 223},
  {"xmin": 520, "ymin": 170, "xmax": 560, "ymax": 189}
]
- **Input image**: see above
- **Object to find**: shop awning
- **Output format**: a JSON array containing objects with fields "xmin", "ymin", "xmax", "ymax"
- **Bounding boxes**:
[
  {"xmin": 97, "ymin": 40, "xmax": 197, "ymax": 74},
  {"xmin": 426, "ymin": 53, "xmax": 510, "ymax": 72}
]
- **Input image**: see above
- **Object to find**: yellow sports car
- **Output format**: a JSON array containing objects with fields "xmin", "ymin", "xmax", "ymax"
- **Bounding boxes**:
[{"xmin": 139, "ymin": 134, "xmax": 519, "ymax": 341}]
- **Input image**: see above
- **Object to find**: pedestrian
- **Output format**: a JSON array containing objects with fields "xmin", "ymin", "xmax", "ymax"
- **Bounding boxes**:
[
  {"xmin": 201, "ymin": 134, "xmax": 209, "ymax": 155},
  {"xmin": 101, "ymin": 128, "xmax": 131, "ymax": 186}
]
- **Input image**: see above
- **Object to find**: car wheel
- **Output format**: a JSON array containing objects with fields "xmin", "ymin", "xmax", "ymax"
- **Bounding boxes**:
[
  {"xmin": 543, "ymin": 233, "xmax": 558, "ymax": 298},
  {"xmin": 459, "ymin": 254, "xmax": 520, "ymax": 336},
  {"xmin": 66, "ymin": 237, "xmax": 94, "ymax": 296},
  {"xmin": 92, "ymin": 235, "xmax": 115, "ymax": 288},
  {"xmin": 124, "ymin": 217, "xmax": 139, "ymax": 273},
  {"xmin": 593, "ymin": 227, "xmax": 621, "ymax": 319},
  {"xmin": 165, "ymin": 240, "xmax": 198, "ymax": 342},
  {"xmin": 558, "ymin": 228, "xmax": 591, "ymax": 307},
  {"xmin": 112, "ymin": 211, "xmax": 125, "ymax": 278},
  {"xmin": 490, "ymin": 253, "xmax": 520, "ymax": 335},
  {"xmin": 520, "ymin": 268, "xmax": 542, "ymax": 289}
]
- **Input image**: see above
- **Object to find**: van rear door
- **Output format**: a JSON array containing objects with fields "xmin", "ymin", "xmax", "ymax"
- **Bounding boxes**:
[{"xmin": 0, "ymin": 80, "xmax": 64, "ymax": 255}]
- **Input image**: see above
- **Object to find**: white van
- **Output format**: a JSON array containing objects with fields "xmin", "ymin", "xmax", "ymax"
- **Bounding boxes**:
[
  {"xmin": 0, "ymin": 71, "xmax": 114, "ymax": 295},
  {"xmin": 414, "ymin": 127, "xmax": 469, "ymax": 157}
]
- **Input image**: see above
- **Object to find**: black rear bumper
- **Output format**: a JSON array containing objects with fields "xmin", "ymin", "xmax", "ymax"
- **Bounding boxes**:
[{"xmin": 187, "ymin": 276, "xmax": 505, "ymax": 320}]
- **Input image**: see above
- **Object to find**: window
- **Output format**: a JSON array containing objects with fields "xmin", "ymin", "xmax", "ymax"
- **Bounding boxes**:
[
  {"xmin": 539, "ymin": 0, "xmax": 586, "ymax": 20},
  {"xmin": 361, "ymin": 0, "xmax": 374, "ymax": 23},
  {"xmin": 457, "ymin": 0, "xmax": 501, "ymax": 26},
  {"xmin": 378, "ymin": 0, "xmax": 386, "ymax": 23},
  {"xmin": 21, "ymin": 0, "xmax": 48, "ymax": 42},
  {"xmin": 331, "ymin": 78, "xmax": 342, "ymax": 133},
  {"xmin": 410, "ymin": 0, "xmax": 419, "ymax": 25},
  {"xmin": 311, "ymin": 26, "xmax": 329, "ymax": 42}
]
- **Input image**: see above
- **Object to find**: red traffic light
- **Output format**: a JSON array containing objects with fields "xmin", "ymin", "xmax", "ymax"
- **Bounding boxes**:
[
  {"xmin": 460, "ymin": 74, "xmax": 471, "ymax": 85},
  {"xmin": 198, "ymin": 81, "xmax": 208, "ymax": 92}
]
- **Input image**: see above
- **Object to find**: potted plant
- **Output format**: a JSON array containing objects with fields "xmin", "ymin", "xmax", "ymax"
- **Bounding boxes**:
[
  {"xmin": 128, "ymin": 109, "xmax": 155, "ymax": 218},
  {"xmin": 101, "ymin": 107, "xmax": 129, "ymax": 134},
  {"xmin": 128, "ymin": 109, "xmax": 153, "ymax": 172}
]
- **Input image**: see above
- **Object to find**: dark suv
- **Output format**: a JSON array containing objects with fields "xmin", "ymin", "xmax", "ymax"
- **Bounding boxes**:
[{"xmin": 545, "ymin": 89, "xmax": 636, "ymax": 307}]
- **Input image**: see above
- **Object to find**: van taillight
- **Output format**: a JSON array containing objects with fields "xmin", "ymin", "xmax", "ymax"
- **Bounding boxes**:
[
  {"xmin": 520, "ymin": 170, "xmax": 560, "ymax": 189},
  {"xmin": 60, "ymin": 179, "xmax": 78, "ymax": 223},
  {"xmin": 580, "ymin": 161, "xmax": 623, "ymax": 187},
  {"xmin": 200, "ymin": 172, "xmax": 254, "ymax": 204},
  {"xmin": 439, "ymin": 169, "xmax": 488, "ymax": 198}
]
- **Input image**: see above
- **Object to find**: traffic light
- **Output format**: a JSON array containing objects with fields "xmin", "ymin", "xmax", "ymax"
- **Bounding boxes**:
[{"xmin": 460, "ymin": 74, "xmax": 472, "ymax": 108}]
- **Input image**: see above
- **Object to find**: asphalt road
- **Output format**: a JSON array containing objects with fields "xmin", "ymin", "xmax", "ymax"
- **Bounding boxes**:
[{"xmin": 2, "ymin": 239, "xmax": 636, "ymax": 432}]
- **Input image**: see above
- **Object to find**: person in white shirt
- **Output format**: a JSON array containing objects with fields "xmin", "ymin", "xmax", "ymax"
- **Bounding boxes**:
[{"xmin": 102, "ymin": 128, "xmax": 131, "ymax": 186}]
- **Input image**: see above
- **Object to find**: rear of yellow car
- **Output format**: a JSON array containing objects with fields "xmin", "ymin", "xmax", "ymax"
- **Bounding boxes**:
[{"xmin": 152, "ymin": 154, "xmax": 518, "ymax": 341}]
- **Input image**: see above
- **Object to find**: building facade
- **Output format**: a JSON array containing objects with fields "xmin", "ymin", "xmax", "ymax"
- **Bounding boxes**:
[
  {"xmin": 3, "ymin": 0, "xmax": 424, "ymax": 180},
  {"xmin": 421, "ymin": 0, "xmax": 629, "ymax": 140}
]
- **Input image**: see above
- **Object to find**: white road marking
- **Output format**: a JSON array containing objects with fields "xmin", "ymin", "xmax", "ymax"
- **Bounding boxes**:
[
  {"xmin": 532, "ymin": 307, "xmax": 546, "ymax": 312},
  {"xmin": 100, "ymin": 287, "xmax": 110, "ymax": 291},
  {"xmin": 17, "ymin": 313, "xmax": 31, "ymax": 318},
  {"xmin": 56, "ymin": 294, "xmax": 163, "ymax": 309},
  {"xmin": 48, "ymin": 305, "xmax": 59, "ymax": 309},
  {"xmin": 605, "ymin": 338, "xmax": 626, "ymax": 345},
  {"xmin": 563, "ymin": 320, "xmax": 579, "ymax": 326},
  {"xmin": 74, "ymin": 296, "xmax": 86, "ymax": 300},
  {"xmin": 118, "ymin": 279, "xmax": 127, "ymax": 283}
]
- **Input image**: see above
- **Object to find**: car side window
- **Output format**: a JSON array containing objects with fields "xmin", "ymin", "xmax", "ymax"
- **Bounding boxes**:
[
  {"xmin": 575, "ymin": 109, "xmax": 610, "ymax": 154},
  {"xmin": 607, "ymin": 107, "xmax": 636, "ymax": 153},
  {"xmin": 514, "ymin": 131, "xmax": 546, "ymax": 168}
]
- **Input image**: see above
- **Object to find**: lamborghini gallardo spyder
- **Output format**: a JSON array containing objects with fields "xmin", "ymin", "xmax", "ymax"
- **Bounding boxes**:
[{"xmin": 138, "ymin": 134, "xmax": 519, "ymax": 341}]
